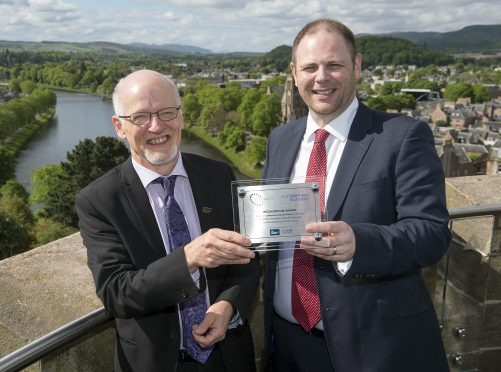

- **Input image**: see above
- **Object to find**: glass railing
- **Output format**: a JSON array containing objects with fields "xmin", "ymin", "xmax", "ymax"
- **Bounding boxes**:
[{"xmin": 437, "ymin": 204, "xmax": 501, "ymax": 370}]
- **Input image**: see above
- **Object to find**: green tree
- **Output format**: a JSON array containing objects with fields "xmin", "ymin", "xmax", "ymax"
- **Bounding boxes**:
[
  {"xmin": 364, "ymin": 97, "xmax": 386, "ymax": 111},
  {"xmin": 182, "ymin": 93, "xmax": 202, "ymax": 122},
  {"xmin": 0, "ymin": 179, "xmax": 33, "ymax": 227},
  {"xmin": 199, "ymin": 104, "xmax": 214, "ymax": 130},
  {"xmin": 42, "ymin": 136, "xmax": 129, "ymax": 227},
  {"xmin": 472, "ymin": 84, "xmax": 490, "ymax": 103},
  {"xmin": 444, "ymin": 82, "xmax": 473, "ymax": 102},
  {"xmin": 0, "ymin": 210, "xmax": 32, "ymax": 259},
  {"xmin": 365, "ymin": 94, "xmax": 416, "ymax": 112},
  {"xmin": 251, "ymin": 94, "xmax": 282, "ymax": 137},
  {"xmin": 380, "ymin": 81, "xmax": 403, "ymax": 95},
  {"xmin": 8, "ymin": 78, "xmax": 21, "ymax": 93},
  {"xmin": 226, "ymin": 127, "xmax": 246, "ymax": 151},
  {"xmin": 19, "ymin": 80, "xmax": 38, "ymax": 94},
  {"xmin": 30, "ymin": 163, "xmax": 65, "ymax": 205},
  {"xmin": 218, "ymin": 122, "xmax": 234, "ymax": 144},
  {"xmin": 0, "ymin": 145, "xmax": 15, "ymax": 187},
  {"xmin": 0, "ymin": 193, "xmax": 34, "ymax": 228},
  {"xmin": 0, "ymin": 179, "xmax": 30, "ymax": 202},
  {"xmin": 238, "ymin": 89, "xmax": 264, "ymax": 130},
  {"xmin": 33, "ymin": 218, "xmax": 77, "ymax": 246},
  {"xmin": 219, "ymin": 84, "xmax": 243, "ymax": 112},
  {"xmin": 199, "ymin": 103, "xmax": 226, "ymax": 133},
  {"xmin": 0, "ymin": 107, "xmax": 18, "ymax": 140},
  {"xmin": 245, "ymin": 136, "xmax": 267, "ymax": 166}
]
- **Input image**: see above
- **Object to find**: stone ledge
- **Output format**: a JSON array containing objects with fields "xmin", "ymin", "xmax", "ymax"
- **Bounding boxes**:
[{"xmin": 0, "ymin": 232, "xmax": 101, "ymax": 358}]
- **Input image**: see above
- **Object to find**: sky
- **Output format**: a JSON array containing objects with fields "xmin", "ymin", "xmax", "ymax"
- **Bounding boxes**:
[{"xmin": 1, "ymin": 0, "xmax": 500, "ymax": 53}]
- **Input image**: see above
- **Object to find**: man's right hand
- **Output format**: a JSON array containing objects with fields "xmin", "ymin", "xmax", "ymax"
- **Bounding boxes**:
[{"xmin": 184, "ymin": 228, "xmax": 255, "ymax": 271}]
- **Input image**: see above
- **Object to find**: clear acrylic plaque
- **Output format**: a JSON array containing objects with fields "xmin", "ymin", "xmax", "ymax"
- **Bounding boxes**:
[{"xmin": 231, "ymin": 177, "xmax": 326, "ymax": 251}]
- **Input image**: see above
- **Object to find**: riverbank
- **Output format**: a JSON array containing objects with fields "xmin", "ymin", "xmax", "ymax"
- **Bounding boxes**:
[
  {"xmin": 184, "ymin": 125, "xmax": 262, "ymax": 179},
  {"xmin": 38, "ymin": 86, "xmax": 261, "ymax": 178},
  {"xmin": 5, "ymin": 108, "xmax": 56, "ymax": 155},
  {"xmin": 7, "ymin": 83, "xmax": 261, "ymax": 179}
]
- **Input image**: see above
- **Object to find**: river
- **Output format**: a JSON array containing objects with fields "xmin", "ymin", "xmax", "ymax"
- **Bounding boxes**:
[{"xmin": 15, "ymin": 91, "xmax": 246, "ymax": 191}]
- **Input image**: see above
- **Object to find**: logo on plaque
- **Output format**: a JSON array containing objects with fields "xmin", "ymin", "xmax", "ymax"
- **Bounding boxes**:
[
  {"xmin": 250, "ymin": 193, "xmax": 264, "ymax": 206},
  {"xmin": 269, "ymin": 229, "xmax": 280, "ymax": 236}
]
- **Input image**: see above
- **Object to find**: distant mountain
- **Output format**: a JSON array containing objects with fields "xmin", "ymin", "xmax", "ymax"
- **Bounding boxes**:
[
  {"xmin": 128, "ymin": 43, "xmax": 213, "ymax": 54},
  {"xmin": 1, "ymin": 24, "xmax": 500, "ymax": 56},
  {"xmin": 383, "ymin": 24, "xmax": 501, "ymax": 53},
  {"xmin": 0, "ymin": 40, "xmax": 135, "ymax": 54},
  {"xmin": 0, "ymin": 40, "xmax": 214, "ymax": 55}
]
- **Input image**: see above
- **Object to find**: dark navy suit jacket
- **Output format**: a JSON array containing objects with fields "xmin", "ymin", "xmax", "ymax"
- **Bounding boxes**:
[
  {"xmin": 262, "ymin": 102, "xmax": 451, "ymax": 372},
  {"xmin": 76, "ymin": 153, "xmax": 259, "ymax": 372}
]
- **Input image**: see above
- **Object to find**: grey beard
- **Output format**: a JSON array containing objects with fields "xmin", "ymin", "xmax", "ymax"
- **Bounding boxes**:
[{"xmin": 144, "ymin": 145, "xmax": 179, "ymax": 166}]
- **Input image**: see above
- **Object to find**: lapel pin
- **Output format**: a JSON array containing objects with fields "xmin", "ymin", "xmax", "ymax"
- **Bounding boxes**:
[{"xmin": 202, "ymin": 207, "xmax": 213, "ymax": 214}]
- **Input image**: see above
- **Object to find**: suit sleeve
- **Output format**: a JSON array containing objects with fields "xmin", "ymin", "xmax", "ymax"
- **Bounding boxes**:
[{"xmin": 347, "ymin": 119, "xmax": 451, "ymax": 277}]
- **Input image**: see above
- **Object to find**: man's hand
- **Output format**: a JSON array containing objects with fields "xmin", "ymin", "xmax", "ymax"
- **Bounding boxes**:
[
  {"xmin": 300, "ymin": 221, "xmax": 356, "ymax": 262},
  {"xmin": 192, "ymin": 300, "xmax": 234, "ymax": 348},
  {"xmin": 184, "ymin": 228, "xmax": 255, "ymax": 271}
]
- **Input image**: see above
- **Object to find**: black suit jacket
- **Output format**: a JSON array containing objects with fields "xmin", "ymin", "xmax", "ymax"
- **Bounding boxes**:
[
  {"xmin": 76, "ymin": 153, "xmax": 259, "ymax": 372},
  {"xmin": 262, "ymin": 102, "xmax": 451, "ymax": 372}
]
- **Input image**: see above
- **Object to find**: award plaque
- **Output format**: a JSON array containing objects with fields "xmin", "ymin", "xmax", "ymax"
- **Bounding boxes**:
[{"xmin": 232, "ymin": 178, "xmax": 325, "ymax": 250}]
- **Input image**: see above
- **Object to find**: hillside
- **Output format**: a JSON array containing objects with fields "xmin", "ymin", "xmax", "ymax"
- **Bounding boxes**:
[
  {"xmin": 357, "ymin": 35, "xmax": 455, "ymax": 67},
  {"xmin": 0, "ymin": 40, "xmax": 213, "ymax": 55},
  {"xmin": 260, "ymin": 36, "xmax": 455, "ymax": 72},
  {"xmin": 1, "ymin": 24, "xmax": 499, "ymax": 66},
  {"xmin": 386, "ymin": 24, "xmax": 501, "ymax": 53}
]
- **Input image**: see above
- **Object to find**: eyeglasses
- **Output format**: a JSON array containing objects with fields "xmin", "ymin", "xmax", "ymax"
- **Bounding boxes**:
[{"xmin": 118, "ymin": 106, "xmax": 182, "ymax": 126}]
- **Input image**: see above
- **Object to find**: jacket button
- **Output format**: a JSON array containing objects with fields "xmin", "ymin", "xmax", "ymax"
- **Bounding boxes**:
[
  {"xmin": 170, "ymin": 331, "xmax": 178, "ymax": 340},
  {"xmin": 181, "ymin": 290, "xmax": 188, "ymax": 298}
]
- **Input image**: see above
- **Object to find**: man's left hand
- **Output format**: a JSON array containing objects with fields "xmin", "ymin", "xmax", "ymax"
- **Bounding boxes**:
[
  {"xmin": 192, "ymin": 300, "xmax": 233, "ymax": 348},
  {"xmin": 301, "ymin": 221, "xmax": 356, "ymax": 262}
]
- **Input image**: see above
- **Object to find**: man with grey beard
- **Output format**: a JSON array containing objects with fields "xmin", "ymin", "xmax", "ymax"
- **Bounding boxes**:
[{"xmin": 75, "ymin": 69, "xmax": 259, "ymax": 372}]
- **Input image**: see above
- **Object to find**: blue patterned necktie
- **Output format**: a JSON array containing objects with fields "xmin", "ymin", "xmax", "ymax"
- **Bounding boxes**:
[{"xmin": 154, "ymin": 175, "xmax": 213, "ymax": 364}]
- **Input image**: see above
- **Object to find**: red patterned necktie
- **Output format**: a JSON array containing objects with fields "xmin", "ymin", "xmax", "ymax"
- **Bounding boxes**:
[{"xmin": 291, "ymin": 129, "xmax": 329, "ymax": 332}]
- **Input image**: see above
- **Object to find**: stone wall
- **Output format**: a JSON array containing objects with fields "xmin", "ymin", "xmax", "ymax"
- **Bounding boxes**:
[{"xmin": 0, "ymin": 233, "xmax": 114, "ymax": 370}]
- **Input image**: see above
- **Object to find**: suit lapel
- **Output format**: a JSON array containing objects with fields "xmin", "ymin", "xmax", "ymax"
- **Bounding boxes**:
[
  {"xmin": 267, "ymin": 118, "xmax": 306, "ymax": 179},
  {"xmin": 326, "ymin": 104, "xmax": 375, "ymax": 220},
  {"xmin": 120, "ymin": 158, "xmax": 166, "ymax": 258}
]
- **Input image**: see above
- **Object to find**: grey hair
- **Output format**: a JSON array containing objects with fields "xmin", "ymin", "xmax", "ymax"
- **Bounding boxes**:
[{"xmin": 112, "ymin": 71, "xmax": 181, "ymax": 116}]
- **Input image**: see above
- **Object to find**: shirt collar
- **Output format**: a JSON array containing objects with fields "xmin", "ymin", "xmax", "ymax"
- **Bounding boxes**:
[
  {"xmin": 305, "ymin": 98, "xmax": 359, "ymax": 142},
  {"xmin": 131, "ymin": 154, "xmax": 188, "ymax": 188}
]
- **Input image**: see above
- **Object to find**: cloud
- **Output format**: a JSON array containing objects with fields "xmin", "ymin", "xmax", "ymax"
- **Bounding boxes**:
[
  {"xmin": 29, "ymin": 0, "xmax": 77, "ymax": 12},
  {"xmin": 168, "ymin": 0, "xmax": 244, "ymax": 8},
  {"xmin": 0, "ymin": 0, "xmax": 27, "ymax": 5},
  {"xmin": 0, "ymin": 0, "xmax": 499, "ymax": 52}
]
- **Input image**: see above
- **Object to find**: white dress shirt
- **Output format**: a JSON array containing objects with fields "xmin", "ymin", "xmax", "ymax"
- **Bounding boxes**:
[
  {"xmin": 273, "ymin": 98, "xmax": 358, "ymax": 330},
  {"xmin": 132, "ymin": 155, "xmax": 207, "ymax": 348}
]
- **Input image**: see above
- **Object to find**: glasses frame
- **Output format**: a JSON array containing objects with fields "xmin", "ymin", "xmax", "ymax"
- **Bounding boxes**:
[{"xmin": 118, "ymin": 106, "xmax": 182, "ymax": 126}]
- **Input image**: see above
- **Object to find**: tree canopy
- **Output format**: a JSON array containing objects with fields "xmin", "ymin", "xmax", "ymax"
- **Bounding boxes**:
[{"xmin": 40, "ymin": 136, "xmax": 129, "ymax": 227}]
